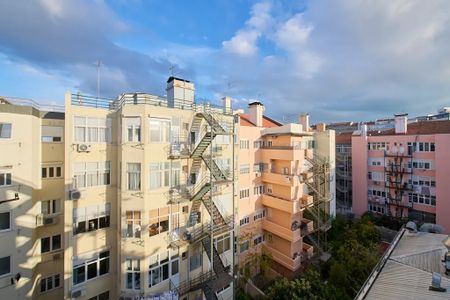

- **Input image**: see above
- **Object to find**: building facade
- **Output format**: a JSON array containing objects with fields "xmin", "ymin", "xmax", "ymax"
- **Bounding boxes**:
[
  {"xmin": 352, "ymin": 115, "xmax": 450, "ymax": 232},
  {"xmin": 335, "ymin": 133, "xmax": 352, "ymax": 213},
  {"xmin": 0, "ymin": 99, "xmax": 65, "ymax": 300},
  {"xmin": 236, "ymin": 105, "xmax": 336, "ymax": 276}
]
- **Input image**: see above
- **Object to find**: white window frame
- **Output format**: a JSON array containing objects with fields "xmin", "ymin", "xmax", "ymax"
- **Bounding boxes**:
[
  {"xmin": 40, "ymin": 234, "xmax": 61, "ymax": 253},
  {"xmin": 73, "ymin": 116, "xmax": 111, "ymax": 143},
  {"xmin": 126, "ymin": 211, "xmax": 141, "ymax": 238},
  {"xmin": 127, "ymin": 163, "xmax": 141, "ymax": 191},
  {"xmin": 125, "ymin": 117, "xmax": 141, "ymax": 143},
  {"xmin": 73, "ymin": 162, "xmax": 110, "ymax": 188},
  {"xmin": 148, "ymin": 250, "xmax": 179, "ymax": 288},
  {"xmin": 125, "ymin": 258, "xmax": 141, "ymax": 290},
  {"xmin": 42, "ymin": 165, "xmax": 62, "ymax": 179},
  {"xmin": 72, "ymin": 250, "xmax": 110, "ymax": 286},
  {"xmin": 39, "ymin": 273, "xmax": 61, "ymax": 293},
  {"xmin": 214, "ymin": 233, "xmax": 231, "ymax": 255},
  {"xmin": 149, "ymin": 118, "xmax": 171, "ymax": 143},
  {"xmin": 42, "ymin": 126, "xmax": 63, "ymax": 143},
  {"xmin": 239, "ymin": 188, "xmax": 250, "ymax": 199},
  {"xmin": 73, "ymin": 203, "xmax": 111, "ymax": 235},
  {"xmin": 0, "ymin": 171, "xmax": 12, "ymax": 187},
  {"xmin": 0, "ymin": 123, "xmax": 11, "ymax": 138}
]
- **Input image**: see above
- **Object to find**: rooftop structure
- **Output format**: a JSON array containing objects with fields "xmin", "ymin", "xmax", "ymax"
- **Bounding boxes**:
[{"xmin": 356, "ymin": 228, "xmax": 450, "ymax": 300}]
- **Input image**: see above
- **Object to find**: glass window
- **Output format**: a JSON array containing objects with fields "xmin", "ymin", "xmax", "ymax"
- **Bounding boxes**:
[
  {"xmin": 73, "ymin": 161, "xmax": 110, "ymax": 188},
  {"xmin": 126, "ymin": 211, "xmax": 141, "ymax": 238},
  {"xmin": 0, "ymin": 256, "xmax": 10, "ymax": 276},
  {"xmin": 0, "ymin": 123, "xmax": 12, "ymax": 138},
  {"xmin": 126, "ymin": 117, "xmax": 141, "ymax": 142},
  {"xmin": 0, "ymin": 172, "xmax": 12, "ymax": 186},
  {"xmin": 74, "ymin": 117, "xmax": 111, "ymax": 143},
  {"xmin": 127, "ymin": 163, "xmax": 141, "ymax": 191},
  {"xmin": 41, "ymin": 237, "xmax": 51, "ymax": 253},
  {"xmin": 0, "ymin": 212, "xmax": 10, "ymax": 231},
  {"xmin": 149, "ymin": 118, "xmax": 171, "ymax": 143}
]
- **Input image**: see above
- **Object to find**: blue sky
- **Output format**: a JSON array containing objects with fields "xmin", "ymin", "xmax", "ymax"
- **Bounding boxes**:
[{"xmin": 1, "ymin": 0, "xmax": 450, "ymax": 122}]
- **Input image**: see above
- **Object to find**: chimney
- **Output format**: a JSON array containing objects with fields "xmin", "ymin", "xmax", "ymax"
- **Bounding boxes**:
[
  {"xmin": 166, "ymin": 76, "xmax": 195, "ymax": 108},
  {"xmin": 299, "ymin": 113, "xmax": 310, "ymax": 131},
  {"xmin": 222, "ymin": 96, "xmax": 232, "ymax": 113},
  {"xmin": 394, "ymin": 113, "xmax": 408, "ymax": 134},
  {"xmin": 316, "ymin": 122, "xmax": 326, "ymax": 132},
  {"xmin": 248, "ymin": 102, "xmax": 264, "ymax": 127},
  {"xmin": 361, "ymin": 124, "xmax": 368, "ymax": 137}
]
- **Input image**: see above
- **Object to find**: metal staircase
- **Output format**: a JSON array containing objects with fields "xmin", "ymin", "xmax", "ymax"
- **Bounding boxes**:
[{"xmin": 168, "ymin": 108, "xmax": 234, "ymax": 299}]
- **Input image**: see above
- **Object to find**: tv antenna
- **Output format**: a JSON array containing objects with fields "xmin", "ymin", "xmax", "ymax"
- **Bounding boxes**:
[{"xmin": 96, "ymin": 60, "xmax": 102, "ymax": 99}]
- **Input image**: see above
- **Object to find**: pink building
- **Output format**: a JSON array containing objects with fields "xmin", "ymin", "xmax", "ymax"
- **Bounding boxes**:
[{"xmin": 352, "ymin": 114, "xmax": 450, "ymax": 232}]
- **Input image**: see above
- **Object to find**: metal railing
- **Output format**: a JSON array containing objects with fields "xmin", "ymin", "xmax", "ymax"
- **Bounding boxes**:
[{"xmin": 2, "ymin": 96, "xmax": 65, "ymax": 112}]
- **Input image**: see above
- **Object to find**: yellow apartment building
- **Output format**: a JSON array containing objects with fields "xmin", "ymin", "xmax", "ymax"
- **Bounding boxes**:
[
  {"xmin": 236, "ymin": 103, "xmax": 335, "ymax": 278},
  {"xmin": 0, "ymin": 98, "xmax": 65, "ymax": 300}
]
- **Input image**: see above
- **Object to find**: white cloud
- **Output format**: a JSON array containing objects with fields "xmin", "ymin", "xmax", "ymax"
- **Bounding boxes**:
[
  {"xmin": 275, "ymin": 13, "xmax": 312, "ymax": 51},
  {"xmin": 222, "ymin": 1, "xmax": 272, "ymax": 56}
]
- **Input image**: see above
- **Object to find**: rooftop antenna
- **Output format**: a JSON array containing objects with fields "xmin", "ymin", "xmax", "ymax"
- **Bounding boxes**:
[
  {"xmin": 96, "ymin": 60, "xmax": 102, "ymax": 99},
  {"xmin": 169, "ymin": 65, "xmax": 176, "ymax": 77}
]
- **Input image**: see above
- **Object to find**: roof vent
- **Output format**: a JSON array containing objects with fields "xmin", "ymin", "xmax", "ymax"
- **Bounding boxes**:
[
  {"xmin": 405, "ymin": 221, "xmax": 417, "ymax": 233},
  {"xmin": 429, "ymin": 272, "xmax": 446, "ymax": 292}
]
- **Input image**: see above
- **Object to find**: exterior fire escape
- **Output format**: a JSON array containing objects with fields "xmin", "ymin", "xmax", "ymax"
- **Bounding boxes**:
[
  {"xmin": 167, "ymin": 108, "xmax": 234, "ymax": 300},
  {"xmin": 301, "ymin": 153, "xmax": 332, "ymax": 260},
  {"xmin": 384, "ymin": 150, "xmax": 412, "ymax": 219}
]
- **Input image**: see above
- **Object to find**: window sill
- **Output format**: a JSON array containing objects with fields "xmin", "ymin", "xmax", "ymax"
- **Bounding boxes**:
[{"xmin": 0, "ymin": 228, "xmax": 12, "ymax": 234}]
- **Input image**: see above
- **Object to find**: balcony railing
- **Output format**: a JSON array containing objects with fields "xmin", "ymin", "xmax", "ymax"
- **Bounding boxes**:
[
  {"xmin": 263, "ymin": 244, "xmax": 302, "ymax": 271},
  {"xmin": 1, "ymin": 96, "xmax": 65, "ymax": 112}
]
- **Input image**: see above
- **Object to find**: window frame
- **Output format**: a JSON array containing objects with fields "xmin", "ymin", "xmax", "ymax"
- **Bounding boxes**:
[{"xmin": 0, "ymin": 123, "xmax": 12, "ymax": 139}]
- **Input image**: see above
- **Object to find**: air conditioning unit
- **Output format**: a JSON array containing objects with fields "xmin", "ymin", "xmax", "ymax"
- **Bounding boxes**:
[
  {"xmin": 71, "ymin": 288, "xmax": 86, "ymax": 299},
  {"xmin": 77, "ymin": 144, "xmax": 91, "ymax": 152},
  {"xmin": 70, "ymin": 190, "xmax": 82, "ymax": 200},
  {"xmin": 43, "ymin": 216, "xmax": 56, "ymax": 225}
]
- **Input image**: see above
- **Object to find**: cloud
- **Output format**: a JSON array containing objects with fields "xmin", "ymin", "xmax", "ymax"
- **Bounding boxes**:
[{"xmin": 222, "ymin": 1, "xmax": 273, "ymax": 56}]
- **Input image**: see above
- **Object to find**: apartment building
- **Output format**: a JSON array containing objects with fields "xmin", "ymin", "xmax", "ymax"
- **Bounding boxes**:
[
  {"xmin": 236, "ymin": 104, "xmax": 336, "ymax": 277},
  {"xmin": 0, "ymin": 99, "xmax": 65, "ymax": 299},
  {"xmin": 352, "ymin": 114, "xmax": 450, "ymax": 232},
  {"xmin": 335, "ymin": 133, "xmax": 352, "ymax": 213},
  {"xmin": 64, "ymin": 77, "xmax": 235, "ymax": 300}
]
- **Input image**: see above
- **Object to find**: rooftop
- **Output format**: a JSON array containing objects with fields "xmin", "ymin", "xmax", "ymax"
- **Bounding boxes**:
[
  {"xmin": 357, "ymin": 229, "xmax": 450, "ymax": 300},
  {"xmin": 239, "ymin": 113, "xmax": 282, "ymax": 128},
  {"xmin": 369, "ymin": 120, "xmax": 450, "ymax": 136}
]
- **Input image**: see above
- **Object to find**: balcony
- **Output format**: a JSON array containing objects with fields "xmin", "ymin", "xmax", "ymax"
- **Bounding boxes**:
[
  {"xmin": 302, "ymin": 242, "xmax": 314, "ymax": 261},
  {"xmin": 261, "ymin": 194, "xmax": 301, "ymax": 214},
  {"xmin": 368, "ymin": 196, "xmax": 387, "ymax": 205},
  {"xmin": 263, "ymin": 244, "xmax": 302, "ymax": 271},
  {"xmin": 301, "ymin": 218, "xmax": 314, "ymax": 236},
  {"xmin": 261, "ymin": 146, "xmax": 301, "ymax": 161},
  {"xmin": 261, "ymin": 171, "xmax": 297, "ymax": 187},
  {"xmin": 262, "ymin": 219, "xmax": 301, "ymax": 242}
]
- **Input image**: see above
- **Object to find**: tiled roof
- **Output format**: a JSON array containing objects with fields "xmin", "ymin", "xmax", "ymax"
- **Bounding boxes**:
[
  {"xmin": 370, "ymin": 120, "xmax": 450, "ymax": 136},
  {"xmin": 336, "ymin": 132, "xmax": 353, "ymax": 144},
  {"xmin": 239, "ymin": 113, "xmax": 282, "ymax": 128}
]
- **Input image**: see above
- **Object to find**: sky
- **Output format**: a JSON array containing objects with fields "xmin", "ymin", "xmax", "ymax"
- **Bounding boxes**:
[{"xmin": 1, "ymin": 0, "xmax": 450, "ymax": 123}]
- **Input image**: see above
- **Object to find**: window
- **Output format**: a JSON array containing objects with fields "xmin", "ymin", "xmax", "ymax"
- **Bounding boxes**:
[
  {"xmin": 368, "ymin": 142, "xmax": 388, "ymax": 151},
  {"xmin": 0, "ymin": 212, "xmax": 10, "ymax": 231},
  {"xmin": 88, "ymin": 291, "xmax": 110, "ymax": 300},
  {"xmin": 253, "ymin": 209, "xmax": 266, "ymax": 221},
  {"xmin": 214, "ymin": 234, "xmax": 231, "ymax": 254},
  {"xmin": 0, "ymin": 123, "xmax": 12, "ymax": 138},
  {"xmin": 40, "ymin": 274, "xmax": 60, "ymax": 293},
  {"xmin": 74, "ymin": 116, "xmax": 111, "ymax": 143},
  {"xmin": 149, "ymin": 207, "xmax": 169, "ymax": 237},
  {"xmin": 149, "ymin": 118, "xmax": 171, "ymax": 143},
  {"xmin": 126, "ymin": 211, "xmax": 141, "ymax": 238},
  {"xmin": 0, "ymin": 256, "xmax": 11, "ymax": 276},
  {"xmin": 126, "ymin": 259, "xmax": 141, "ymax": 290},
  {"xmin": 239, "ymin": 188, "xmax": 250, "ymax": 199},
  {"xmin": 408, "ymin": 193, "xmax": 436, "ymax": 206},
  {"xmin": 240, "ymin": 241, "xmax": 249, "ymax": 253},
  {"xmin": 253, "ymin": 185, "xmax": 264, "ymax": 195},
  {"xmin": 73, "ymin": 203, "xmax": 111, "ymax": 235},
  {"xmin": 41, "ymin": 235, "xmax": 61, "ymax": 253},
  {"xmin": 150, "ymin": 162, "xmax": 180, "ymax": 189},
  {"xmin": 41, "ymin": 199, "xmax": 61, "ymax": 215},
  {"xmin": 42, "ymin": 126, "xmax": 63, "ymax": 142},
  {"xmin": 126, "ymin": 117, "xmax": 141, "ymax": 142},
  {"xmin": 73, "ymin": 162, "xmax": 110, "ymax": 188},
  {"xmin": 415, "ymin": 142, "xmax": 436, "ymax": 152},
  {"xmin": 239, "ymin": 164, "xmax": 250, "ymax": 175},
  {"xmin": 254, "ymin": 140, "xmax": 263, "ymax": 149},
  {"xmin": 73, "ymin": 250, "xmax": 110, "ymax": 285},
  {"xmin": 253, "ymin": 234, "xmax": 264, "ymax": 246},
  {"xmin": 240, "ymin": 139, "xmax": 249, "ymax": 149},
  {"xmin": 127, "ymin": 163, "xmax": 141, "ymax": 190},
  {"xmin": 368, "ymin": 204, "xmax": 386, "ymax": 214},
  {"xmin": 0, "ymin": 171, "xmax": 12, "ymax": 186},
  {"xmin": 149, "ymin": 251, "xmax": 179, "ymax": 287},
  {"xmin": 42, "ymin": 166, "xmax": 62, "ymax": 179},
  {"xmin": 411, "ymin": 160, "xmax": 432, "ymax": 170},
  {"xmin": 267, "ymin": 184, "xmax": 273, "ymax": 194},
  {"xmin": 189, "ymin": 246, "xmax": 202, "ymax": 271},
  {"xmin": 240, "ymin": 216, "xmax": 250, "ymax": 227}
]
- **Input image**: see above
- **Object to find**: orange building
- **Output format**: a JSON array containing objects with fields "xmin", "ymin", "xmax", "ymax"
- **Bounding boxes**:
[{"xmin": 236, "ymin": 102, "xmax": 336, "ymax": 277}]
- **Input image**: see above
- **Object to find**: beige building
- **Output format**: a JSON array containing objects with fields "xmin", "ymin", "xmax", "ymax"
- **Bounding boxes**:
[
  {"xmin": 64, "ymin": 77, "xmax": 235, "ymax": 300},
  {"xmin": 0, "ymin": 99, "xmax": 65, "ymax": 300}
]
